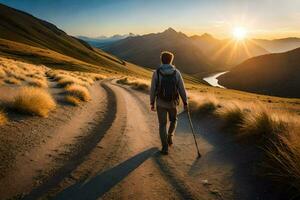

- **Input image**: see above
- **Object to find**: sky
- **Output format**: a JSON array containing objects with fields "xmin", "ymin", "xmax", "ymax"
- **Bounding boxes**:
[{"xmin": 1, "ymin": 0, "xmax": 300, "ymax": 39}]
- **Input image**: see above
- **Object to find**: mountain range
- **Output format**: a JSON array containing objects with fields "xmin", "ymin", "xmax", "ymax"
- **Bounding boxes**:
[
  {"xmin": 77, "ymin": 33, "xmax": 136, "ymax": 48},
  {"xmin": 100, "ymin": 28, "xmax": 272, "ymax": 74},
  {"xmin": 102, "ymin": 28, "xmax": 217, "ymax": 74},
  {"xmin": 79, "ymin": 30, "xmax": 300, "ymax": 74}
]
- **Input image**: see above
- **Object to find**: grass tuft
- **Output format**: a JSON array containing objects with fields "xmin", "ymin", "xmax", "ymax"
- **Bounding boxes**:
[
  {"xmin": 131, "ymin": 82, "xmax": 149, "ymax": 91},
  {"xmin": 4, "ymin": 77, "xmax": 21, "ymax": 85},
  {"xmin": 117, "ymin": 77, "xmax": 149, "ymax": 92},
  {"xmin": 65, "ymin": 84, "xmax": 91, "ymax": 102},
  {"xmin": 189, "ymin": 96, "xmax": 220, "ymax": 115},
  {"xmin": 263, "ymin": 122, "xmax": 300, "ymax": 194},
  {"xmin": 217, "ymin": 103, "xmax": 247, "ymax": 132},
  {"xmin": 239, "ymin": 109, "xmax": 288, "ymax": 141},
  {"xmin": 0, "ymin": 68, "xmax": 6, "ymax": 78},
  {"xmin": 28, "ymin": 79, "xmax": 48, "ymax": 88},
  {"xmin": 0, "ymin": 110, "xmax": 8, "ymax": 125},
  {"xmin": 11, "ymin": 87, "xmax": 56, "ymax": 117},
  {"xmin": 64, "ymin": 95, "xmax": 81, "ymax": 106},
  {"xmin": 92, "ymin": 74, "xmax": 105, "ymax": 81}
]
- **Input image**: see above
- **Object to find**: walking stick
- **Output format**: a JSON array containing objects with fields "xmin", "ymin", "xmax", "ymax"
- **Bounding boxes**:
[{"xmin": 187, "ymin": 108, "xmax": 202, "ymax": 158}]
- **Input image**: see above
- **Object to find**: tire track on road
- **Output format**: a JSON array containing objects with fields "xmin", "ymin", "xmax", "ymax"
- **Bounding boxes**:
[{"xmin": 22, "ymin": 81, "xmax": 117, "ymax": 200}]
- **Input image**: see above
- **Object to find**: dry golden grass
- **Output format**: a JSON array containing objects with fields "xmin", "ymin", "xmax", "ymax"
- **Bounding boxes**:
[
  {"xmin": 57, "ymin": 75, "xmax": 90, "ymax": 88},
  {"xmin": 47, "ymin": 70, "xmax": 105, "ymax": 91},
  {"xmin": 11, "ymin": 73, "xmax": 26, "ymax": 81},
  {"xmin": 27, "ymin": 79, "xmax": 48, "ymax": 88},
  {"xmin": 53, "ymin": 74, "xmax": 68, "ymax": 81},
  {"xmin": 0, "ymin": 110, "xmax": 8, "ymax": 126},
  {"xmin": 263, "ymin": 122, "xmax": 300, "ymax": 194},
  {"xmin": 189, "ymin": 95, "xmax": 221, "ymax": 115},
  {"xmin": 91, "ymin": 73, "xmax": 106, "ymax": 81},
  {"xmin": 78, "ymin": 76, "xmax": 94, "ymax": 85},
  {"xmin": 0, "ymin": 68, "xmax": 6, "ymax": 78},
  {"xmin": 57, "ymin": 76, "xmax": 78, "ymax": 87},
  {"xmin": 26, "ymin": 73, "xmax": 45, "ymax": 80},
  {"xmin": 65, "ymin": 84, "xmax": 91, "ymax": 102},
  {"xmin": 190, "ymin": 94, "xmax": 300, "ymax": 195},
  {"xmin": 116, "ymin": 77, "xmax": 130, "ymax": 85},
  {"xmin": 117, "ymin": 77, "xmax": 150, "ymax": 91},
  {"xmin": 4, "ymin": 77, "xmax": 21, "ymax": 85},
  {"xmin": 239, "ymin": 109, "xmax": 289, "ymax": 141},
  {"xmin": 216, "ymin": 102, "xmax": 248, "ymax": 132},
  {"xmin": 132, "ymin": 82, "xmax": 149, "ymax": 91},
  {"xmin": 64, "ymin": 95, "xmax": 81, "ymax": 106},
  {"xmin": 0, "ymin": 57, "xmax": 49, "ymax": 89},
  {"xmin": 11, "ymin": 87, "xmax": 56, "ymax": 117}
]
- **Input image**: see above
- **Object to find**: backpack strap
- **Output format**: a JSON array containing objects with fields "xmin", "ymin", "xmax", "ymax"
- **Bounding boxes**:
[
  {"xmin": 172, "ymin": 70, "xmax": 178, "ymax": 86},
  {"xmin": 155, "ymin": 68, "xmax": 160, "ymax": 92}
]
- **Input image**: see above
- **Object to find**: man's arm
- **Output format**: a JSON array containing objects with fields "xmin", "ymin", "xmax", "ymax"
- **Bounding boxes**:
[
  {"xmin": 150, "ymin": 70, "xmax": 157, "ymax": 108},
  {"xmin": 177, "ymin": 71, "xmax": 188, "ymax": 106}
]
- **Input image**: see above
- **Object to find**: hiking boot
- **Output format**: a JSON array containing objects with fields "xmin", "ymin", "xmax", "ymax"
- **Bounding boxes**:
[
  {"xmin": 161, "ymin": 147, "xmax": 168, "ymax": 155},
  {"xmin": 168, "ymin": 135, "xmax": 173, "ymax": 146},
  {"xmin": 160, "ymin": 150, "xmax": 169, "ymax": 155}
]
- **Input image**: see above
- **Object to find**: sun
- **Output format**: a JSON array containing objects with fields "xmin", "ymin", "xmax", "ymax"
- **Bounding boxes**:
[{"xmin": 233, "ymin": 27, "xmax": 247, "ymax": 40}]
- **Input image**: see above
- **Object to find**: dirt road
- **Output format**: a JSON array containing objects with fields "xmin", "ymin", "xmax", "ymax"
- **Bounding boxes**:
[{"xmin": 0, "ymin": 80, "xmax": 276, "ymax": 200}]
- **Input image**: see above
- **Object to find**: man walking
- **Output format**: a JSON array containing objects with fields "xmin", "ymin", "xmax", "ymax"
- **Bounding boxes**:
[{"xmin": 150, "ymin": 51, "xmax": 188, "ymax": 155}]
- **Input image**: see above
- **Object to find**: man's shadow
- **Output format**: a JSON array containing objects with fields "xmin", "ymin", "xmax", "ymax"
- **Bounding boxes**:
[{"xmin": 54, "ymin": 147, "xmax": 158, "ymax": 200}]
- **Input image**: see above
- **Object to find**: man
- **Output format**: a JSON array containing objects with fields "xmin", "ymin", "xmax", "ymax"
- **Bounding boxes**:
[{"xmin": 150, "ymin": 51, "xmax": 188, "ymax": 155}]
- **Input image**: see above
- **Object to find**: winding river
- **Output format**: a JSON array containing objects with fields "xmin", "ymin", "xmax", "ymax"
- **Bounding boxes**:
[{"xmin": 203, "ymin": 71, "xmax": 228, "ymax": 88}]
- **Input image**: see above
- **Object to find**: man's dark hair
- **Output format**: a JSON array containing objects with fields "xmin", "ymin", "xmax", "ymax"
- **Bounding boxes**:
[{"xmin": 161, "ymin": 51, "xmax": 174, "ymax": 64}]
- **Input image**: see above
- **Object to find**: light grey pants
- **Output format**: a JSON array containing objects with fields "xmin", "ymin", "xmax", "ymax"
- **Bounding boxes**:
[{"xmin": 156, "ymin": 106, "xmax": 177, "ymax": 151}]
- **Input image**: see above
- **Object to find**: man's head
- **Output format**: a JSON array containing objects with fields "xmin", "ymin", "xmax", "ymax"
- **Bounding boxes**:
[{"xmin": 161, "ymin": 51, "xmax": 174, "ymax": 65}]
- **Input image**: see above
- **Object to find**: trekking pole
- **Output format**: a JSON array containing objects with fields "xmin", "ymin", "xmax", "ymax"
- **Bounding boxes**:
[{"xmin": 187, "ymin": 108, "xmax": 202, "ymax": 158}]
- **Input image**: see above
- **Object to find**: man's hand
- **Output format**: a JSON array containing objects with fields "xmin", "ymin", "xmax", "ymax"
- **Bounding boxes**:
[
  {"xmin": 183, "ymin": 104, "xmax": 188, "ymax": 112},
  {"xmin": 151, "ymin": 104, "xmax": 156, "ymax": 112}
]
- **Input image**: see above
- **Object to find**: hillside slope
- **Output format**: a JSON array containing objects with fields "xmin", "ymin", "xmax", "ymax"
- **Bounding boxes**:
[
  {"xmin": 218, "ymin": 47, "xmax": 300, "ymax": 98},
  {"xmin": 103, "ymin": 28, "xmax": 216, "ymax": 74},
  {"xmin": 0, "ymin": 3, "xmax": 151, "ymax": 77}
]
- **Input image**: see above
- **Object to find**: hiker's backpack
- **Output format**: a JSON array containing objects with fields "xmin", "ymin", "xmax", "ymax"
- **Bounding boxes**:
[{"xmin": 156, "ymin": 69, "xmax": 179, "ymax": 102}]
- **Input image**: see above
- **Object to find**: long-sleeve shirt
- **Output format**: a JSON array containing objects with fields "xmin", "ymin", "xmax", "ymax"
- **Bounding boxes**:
[{"xmin": 150, "ymin": 64, "xmax": 188, "ymax": 108}]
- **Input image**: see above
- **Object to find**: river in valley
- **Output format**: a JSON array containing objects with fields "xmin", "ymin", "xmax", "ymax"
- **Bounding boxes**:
[{"xmin": 203, "ymin": 71, "xmax": 228, "ymax": 88}]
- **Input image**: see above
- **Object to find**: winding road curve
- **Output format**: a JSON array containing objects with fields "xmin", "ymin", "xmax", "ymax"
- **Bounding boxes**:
[{"xmin": 1, "ymin": 80, "xmax": 278, "ymax": 200}]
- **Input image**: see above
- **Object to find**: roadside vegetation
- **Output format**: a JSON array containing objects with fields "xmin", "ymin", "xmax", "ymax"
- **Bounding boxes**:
[
  {"xmin": 117, "ymin": 77, "xmax": 150, "ymax": 92},
  {"xmin": 0, "ymin": 57, "xmax": 106, "ymax": 124},
  {"xmin": 0, "ymin": 110, "xmax": 7, "ymax": 126},
  {"xmin": 10, "ymin": 87, "xmax": 56, "ymax": 117},
  {"xmin": 46, "ymin": 69, "xmax": 105, "ymax": 105},
  {"xmin": 0, "ymin": 57, "xmax": 48, "ymax": 87},
  {"xmin": 64, "ymin": 95, "xmax": 81, "ymax": 106},
  {"xmin": 189, "ymin": 95, "xmax": 300, "ymax": 197},
  {"xmin": 64, "ymin": 84, "xmax": 91, "ymax": 102}
]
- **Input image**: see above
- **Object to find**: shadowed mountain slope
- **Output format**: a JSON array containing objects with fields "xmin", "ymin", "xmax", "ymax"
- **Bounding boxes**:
[{"xmin": 218, "ymin": 47, "xmax": 300, "ymax": 98}]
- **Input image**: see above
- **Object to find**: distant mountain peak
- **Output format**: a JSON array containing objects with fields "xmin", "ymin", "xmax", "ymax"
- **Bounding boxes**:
[
  {"xmin": 128, "ymin": 32, "xmax": 136, "ymax": 37},
  {"xmin": 200, "ymin": 33, "xmax": 214, "ymax": 39},
  {"xmin": 190, "ymin": 33, "xmax": 216, "ymax": 41},
  {"xmin": 163, "ymin": 27, "xmax": 177, "ymax": 34}
]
